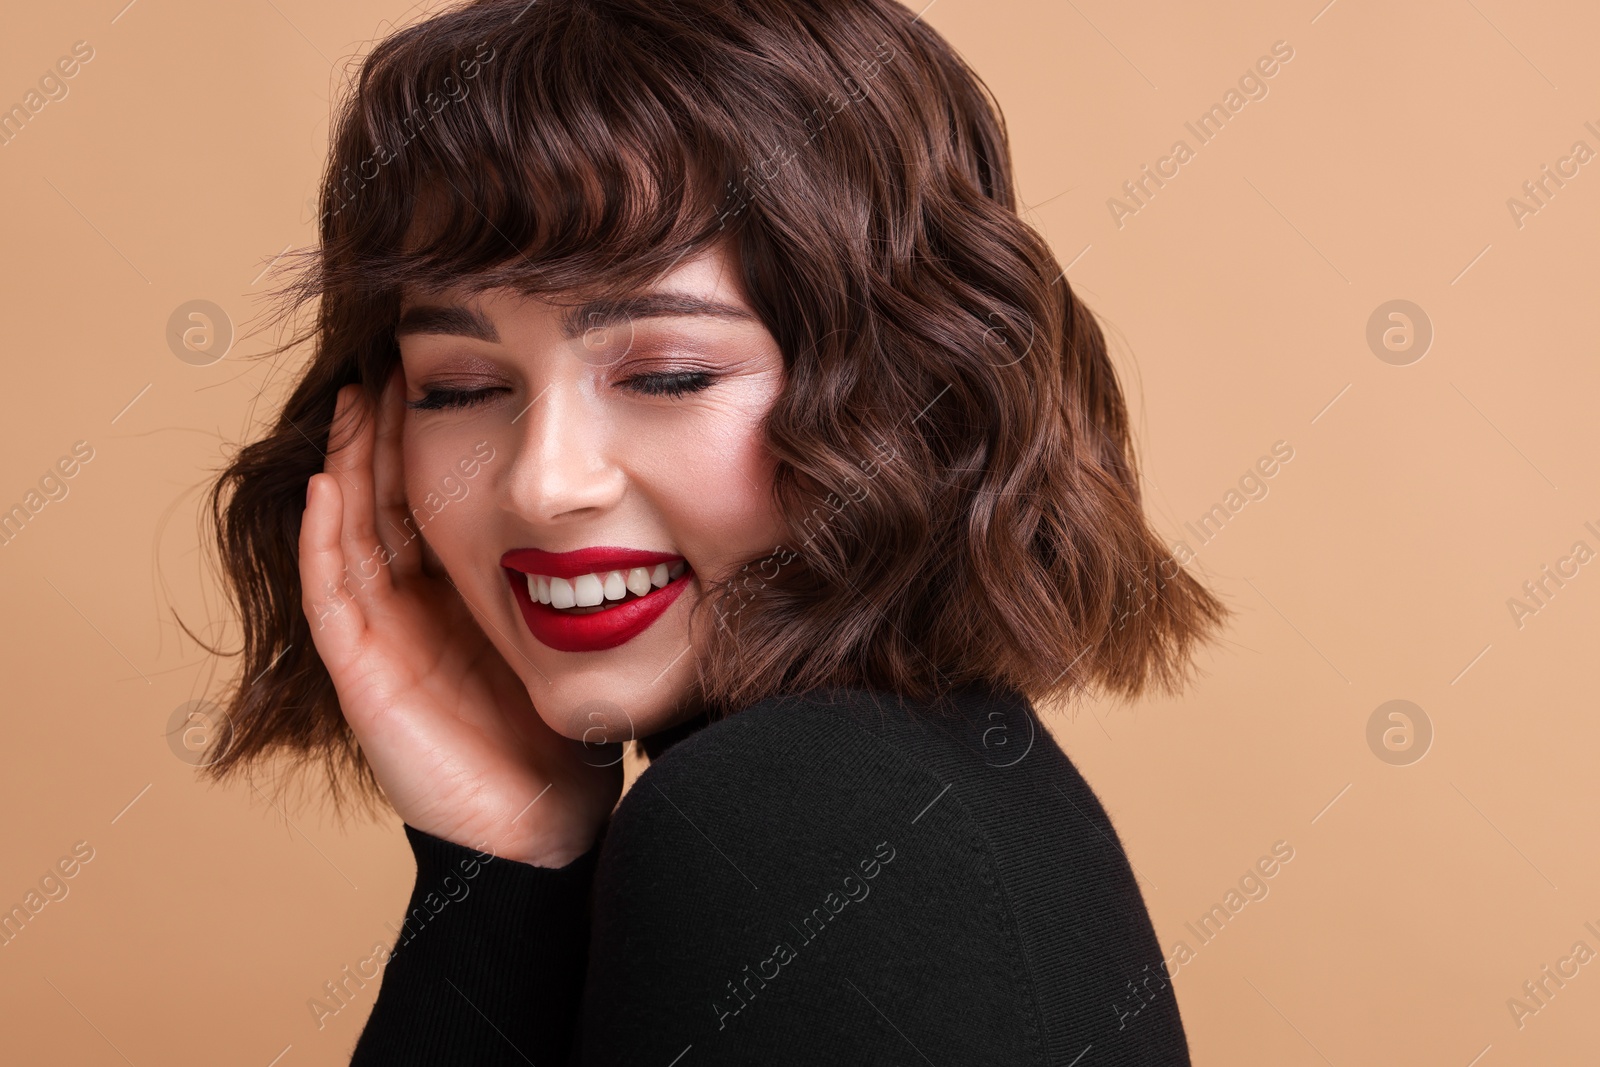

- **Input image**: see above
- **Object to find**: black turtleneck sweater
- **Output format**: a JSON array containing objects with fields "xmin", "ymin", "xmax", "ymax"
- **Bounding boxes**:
[{"xmin": 347, "ymin": 684, "xmax": 1190, "ymax": 1064}]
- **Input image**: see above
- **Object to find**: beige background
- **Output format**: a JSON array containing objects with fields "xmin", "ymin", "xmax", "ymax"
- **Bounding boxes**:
[{"xmin": 2, "ymin": 0, "xmax": 1595, "ymax": 1062}]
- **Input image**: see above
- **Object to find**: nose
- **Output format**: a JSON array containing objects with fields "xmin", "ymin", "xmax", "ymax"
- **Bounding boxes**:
[{"xmin": 502, "ymin": 380, "xmax": 627, "ymax": 525}]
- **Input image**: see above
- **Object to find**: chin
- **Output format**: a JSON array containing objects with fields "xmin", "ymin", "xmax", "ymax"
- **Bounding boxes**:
[
  {"xmin": 525, "ymin": 680, "xmax": 631, "ymax": 744},
  {"xmin": 523, "ymin": 656, "xmax": 698, "ymax": 745}
]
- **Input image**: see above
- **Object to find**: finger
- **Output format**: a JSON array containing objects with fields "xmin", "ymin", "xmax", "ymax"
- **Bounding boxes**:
[
  {"xmin": 299, "ymin": 472, "xmax": 366, "ymax": 658},
  {"xmin": 323, "ymin": 385, "xmax": 365, "ymax": 488},
  {"xmin": 326, "ymin": 384, "xmax": 390, "ymax": 598},
  {"xmin": 372, "ymin": 368, "xmax": 422, "ymax": 578}
]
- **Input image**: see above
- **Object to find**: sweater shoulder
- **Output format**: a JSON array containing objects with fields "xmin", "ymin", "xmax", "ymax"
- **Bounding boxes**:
[
  {"xmin": 635, "ymin": 687, "xmax": 945, "ymax": 787},
  {"xmin": 582, "ymin": 688, "xmax": 1053, "ymax": 1061},
  {"xmin": 605, "ymin": 687, "xmax": 969, "ymax": 870},
  {"xmin": 630, "ymin": 683, "xmax": 1031, "ymax": 797},
  {"xmin": 610, "ymin": 685, "xmax": 1021, "ymax": 863},
  {"xmin": 601, "ymin": 685, "xmax": 1191, "ymax": 1065}
]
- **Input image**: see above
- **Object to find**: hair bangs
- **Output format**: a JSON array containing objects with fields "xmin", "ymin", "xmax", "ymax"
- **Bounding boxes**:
[{"xmin": 315, "ymin": 1, "xmax": 736, "ymax": 308}]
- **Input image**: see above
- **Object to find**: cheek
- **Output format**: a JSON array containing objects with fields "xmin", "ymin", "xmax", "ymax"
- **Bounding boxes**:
[
  {"xmin": 400, "ymin": 426, "xmax": 498, "ymax": 552},
  {"xmin": 631, "ymin": 401, "xmax": 783, "ymax": 574}
]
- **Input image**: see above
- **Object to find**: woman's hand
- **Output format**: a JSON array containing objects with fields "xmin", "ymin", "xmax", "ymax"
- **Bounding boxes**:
[{"xmin": 297, "ymin": 374, "xmax": 622, "ymax": 867}]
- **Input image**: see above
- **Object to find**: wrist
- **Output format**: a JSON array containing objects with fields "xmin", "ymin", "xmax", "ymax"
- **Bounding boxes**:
[
  {"xmin": 404, "ymin": 821, "xmax": 599, "ymax": 876},
  {"xmin": 496, "ymin": 829, "xmax": 602, "ymax": 869}
]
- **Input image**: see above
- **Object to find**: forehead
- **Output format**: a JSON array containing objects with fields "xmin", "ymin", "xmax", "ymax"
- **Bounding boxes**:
[
  {"xmin": 395, "ymin": 246, "xmax": 761, "ymax": 343},
  {"xmin": 398, "ymin": 238, "xmax": 750, "ymax": 307}
]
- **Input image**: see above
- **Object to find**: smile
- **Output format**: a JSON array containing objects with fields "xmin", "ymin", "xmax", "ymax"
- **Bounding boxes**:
[{"xmin": 501, "ymin": 547, "xmax": 692, "ymax": 653}]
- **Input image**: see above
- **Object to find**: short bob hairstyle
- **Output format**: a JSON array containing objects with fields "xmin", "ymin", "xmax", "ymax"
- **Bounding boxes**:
[{"xmin": 203, "ymin": 0, "xmax": 1226, "ymax": 804}]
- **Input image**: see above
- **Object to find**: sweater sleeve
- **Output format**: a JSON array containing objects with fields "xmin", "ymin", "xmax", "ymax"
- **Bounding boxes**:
[
  {"xmin": 347, "ymin": 823, "xmax": 600, "ymax": 1065},
  {"xmin": 563, "ymin": 703, "xmax": 1053, "ymax": 1064}
]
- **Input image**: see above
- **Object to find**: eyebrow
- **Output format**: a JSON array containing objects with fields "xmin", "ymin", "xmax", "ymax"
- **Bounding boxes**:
[{"xmin": 394, "ymin": 292, "xmax": 758, "ymax": 342}]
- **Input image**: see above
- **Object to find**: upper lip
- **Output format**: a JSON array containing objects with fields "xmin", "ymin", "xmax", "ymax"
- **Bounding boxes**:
[{"xmin": 500, "ymin": 546, "xmax": 685, "ymax": 579}]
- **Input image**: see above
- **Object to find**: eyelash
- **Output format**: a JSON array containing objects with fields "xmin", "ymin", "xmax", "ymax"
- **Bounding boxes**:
[
  {"xmin": 406, "ymin": 371, "xmax": 716, "ymax": 411},
  {"xmin": 619, "ymin": 370, "xmax": 715, "ymax": 397},
  {"xmin": 408, "ymin": 387, "xmax": 502, "ymax": 411}
]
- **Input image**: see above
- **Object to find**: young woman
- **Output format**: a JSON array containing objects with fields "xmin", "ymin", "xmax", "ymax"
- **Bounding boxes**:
[{"xmin": 204, "ymin": 0, "xmax": 1226, "ymax": 1061}]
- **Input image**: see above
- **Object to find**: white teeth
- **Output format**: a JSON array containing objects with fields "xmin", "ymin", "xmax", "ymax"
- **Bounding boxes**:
[
  {"xmin": 573, "ymin": 573, "xmax": 604, "ymax": 607},
  {"xmin": 529, "ymin": 562, "xmax": 685, "ymax": 608}
]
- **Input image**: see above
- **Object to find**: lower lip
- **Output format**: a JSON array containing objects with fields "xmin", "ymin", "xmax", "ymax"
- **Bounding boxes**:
[{"xmin": 507, "ymin": 568, "xmax": 692, "ymax": 653}]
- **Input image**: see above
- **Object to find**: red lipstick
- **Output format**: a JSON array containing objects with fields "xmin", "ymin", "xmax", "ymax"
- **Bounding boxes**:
[
  {"xmin": 502, "ymin": 547, "xmax": 683, "ymax": 579},
  {"xmin": 501, "ymin": 547, "xmax": 692, "ymax": 653}
]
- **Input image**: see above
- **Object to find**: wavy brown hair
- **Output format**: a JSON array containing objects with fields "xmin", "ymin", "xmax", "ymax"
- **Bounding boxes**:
[{"xmin": 202, "ymin": 0, "xmax": 1226, "ymax": 806}]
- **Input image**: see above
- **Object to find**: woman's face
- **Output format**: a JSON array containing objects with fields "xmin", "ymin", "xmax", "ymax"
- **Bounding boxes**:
[{"xmin": 394, "ymin": 244, "xmax": 786, "ymax": 743}]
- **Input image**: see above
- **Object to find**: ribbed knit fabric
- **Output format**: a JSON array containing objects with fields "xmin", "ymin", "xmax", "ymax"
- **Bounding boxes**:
[{"xmin": 349, "ymin": 683, "xmax": 1189, "ymax": 1065}]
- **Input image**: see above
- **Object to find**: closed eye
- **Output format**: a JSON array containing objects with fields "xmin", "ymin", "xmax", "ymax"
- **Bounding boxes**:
[
  {"xmin": 619, "ymin": 370, "xmax": 716, "ymax": 398},
  {"xmin": 407, "ymin": 386, "xmax": 507, "ymax": 411},
  {"xmin": 408, "ymin": 371, "xmax": 716, "ymax": 410}
]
